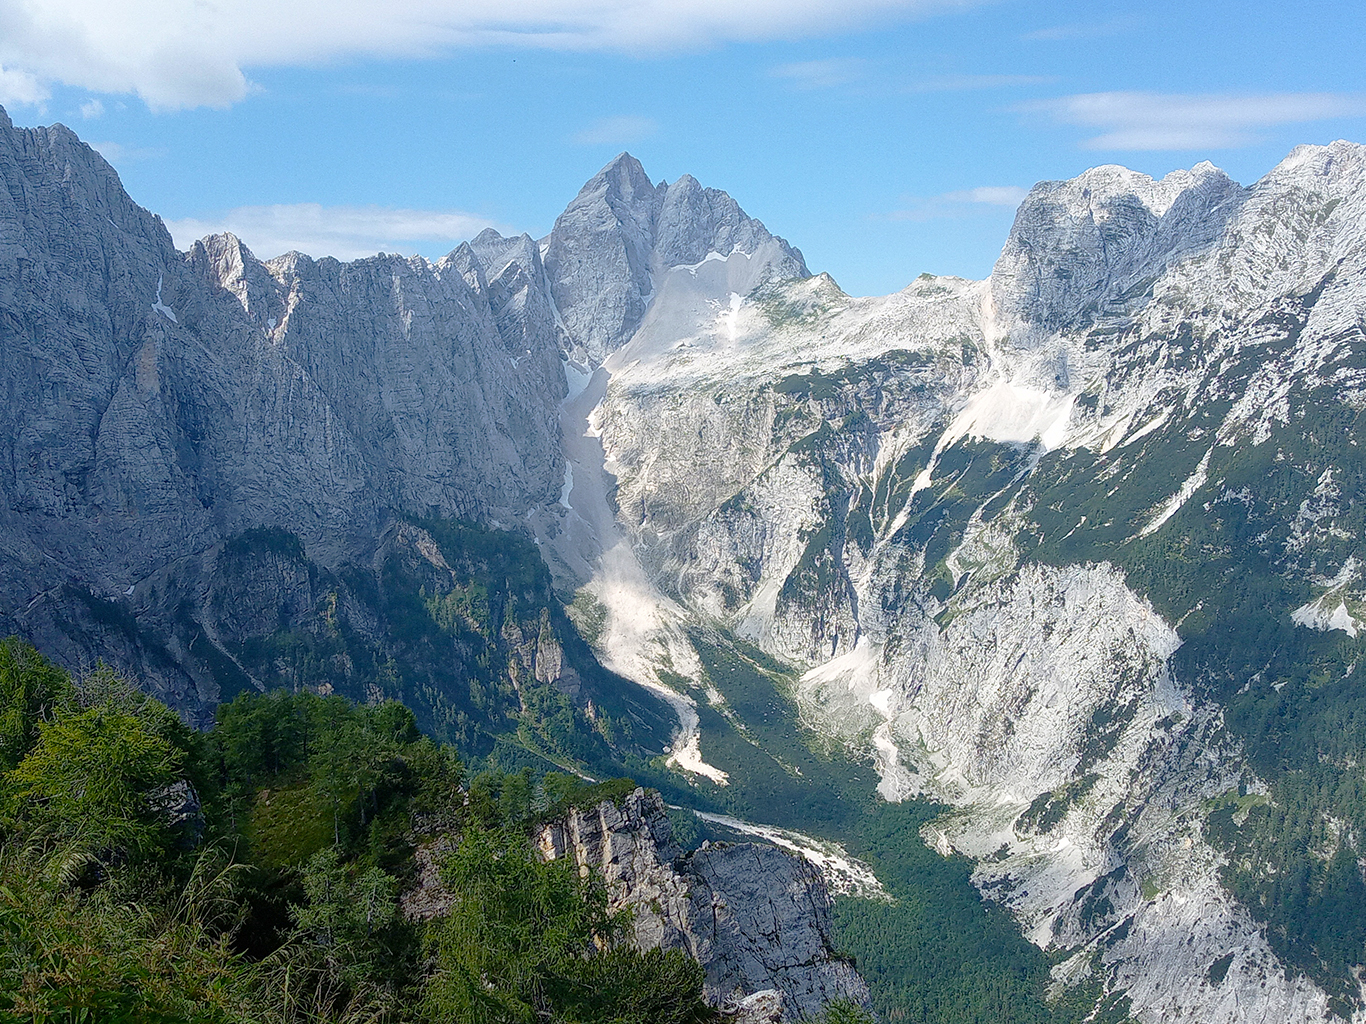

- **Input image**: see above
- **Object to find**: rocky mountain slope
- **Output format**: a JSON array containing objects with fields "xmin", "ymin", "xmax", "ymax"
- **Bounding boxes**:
[
  {"xmin": 537, "ymin": 787, "xmax": 869, "ymax": 1021},
  {"xmin": 3, "ymin": 101, "xmax": 1366, "ymax": 1022},
  {"xmin": 581, "ymin": 143, "xmax": 1366, "ymax": 1021}
]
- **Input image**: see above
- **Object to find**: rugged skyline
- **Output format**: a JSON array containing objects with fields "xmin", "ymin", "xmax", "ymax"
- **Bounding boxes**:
[{"xmin": 2, "ymin": 0, "xmax": 1362, "ymax": 295}]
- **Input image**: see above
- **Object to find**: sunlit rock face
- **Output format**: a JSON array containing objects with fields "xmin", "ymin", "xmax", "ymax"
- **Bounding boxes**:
[
  {"xmin": 537, "ymin": 789, "xmax": 870, "ymax": 1021},
  {"xmin": 583, "ymin": 143, "xmax": 1366, "ymax": 1022}
]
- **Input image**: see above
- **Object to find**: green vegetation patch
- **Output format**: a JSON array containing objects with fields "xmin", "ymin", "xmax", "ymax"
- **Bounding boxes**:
[
  {"xmin": 835, "ymin": 800, "xmax": 1134, "ymax": 1024},
  {"xmin": 245, "ymin": 781, "xmax": 335, "ymax": 868},
  {"xmin": 1017, "ymin": 334, "xmax": 1366, "ymax": 1001},
  {"xmin": 186, "ymin": 518, "xmax": 677, "ymax": 778}
]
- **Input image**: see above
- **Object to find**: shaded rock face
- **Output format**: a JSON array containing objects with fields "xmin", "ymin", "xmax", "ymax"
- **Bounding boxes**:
[
  {"xmin": 0, "ymin": 109, "xmax": 570, "ymax": 715},
  {"xmin": 99, "ymin": 518, "xmax": 672, "ymax": 750},
  {"xmin": 0, "ymin": 110, "xmax": 566, "ymax": 590},
  {"xmin": 536, "ymin": 788, "xmax": 869, "ymax": 1021}
]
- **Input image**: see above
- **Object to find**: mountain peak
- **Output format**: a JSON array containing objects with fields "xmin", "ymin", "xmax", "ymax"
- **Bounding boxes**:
[
  {"xmin": 1267, "ymin": 139, "xmax": 1366, "ymax": 186},
  {"xmin": 545, "ymin": 157, "xmax": 808, "ymax": 364},
  {"xmin": 579, "ymin": 151, "xmax": 660, "ymax": 204},
  {"xmin": 1039, "ymin": 160, "xmax": 1234, "ymax": 219},
  {"xmin": 993, "ymin": 157, "xmax": 1245, "ymax": 330}
]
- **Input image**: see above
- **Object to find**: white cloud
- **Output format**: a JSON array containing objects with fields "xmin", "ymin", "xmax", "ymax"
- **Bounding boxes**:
[
  {"xmin": 164, "ymin": 203, "xmax": 502, "ymax": 261},
  {"xmin": 0, "ymin": 0, "xmax": 975, "ymax": 111},
  {"xmin": 572, "ymin": 115, "xmax": 658, "ymax": 146},
  {"xmin": 79, "ymin": 97, "xmax": 103, "ymax": 118},
  {"xmin": 940, "ymin": 185, "xmax": 1029, "ymax": 205},
  {"xmin": 906, "ymin": 73, "xmax": 1052, "ymax": 93},
  {"xmin": 0, "ymin": 63, "xmax": 48, "ymax": 106},
  {"xmin": 770, "ymin": 62, "xmax": 1049, "ymax": 95},
  {"xmin": 885, "ymin": 184, "xmax": 1028, "ymax": 221},
  {"xmin": 88, "ymin": 140, "xmax": 165, "ymax": 163},
  {"xmin": 1023, "ymin": 91, "xmax": 1366, "ymax": 150},
  {"xmin": 1020, "ymin": 18, "xmax": 1135, "ymax": 42},
  {"xmin": 770, "ymin": 58, "xmax": 866, "ymax": 90}
]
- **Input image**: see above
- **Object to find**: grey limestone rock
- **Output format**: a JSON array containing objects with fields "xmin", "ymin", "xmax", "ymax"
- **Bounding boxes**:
[
  {"xmin": 536, "ymin": 788, "xmax": 870, "ymax": 1020},
  {"xmin": 468, "ymin": 228, "xmax": 570, "ymax": 360},
  {"xmin": 543, "ymin": 154, "xmax": 661, "ymax": 364},
  {"xmin": 0, "ymin": 105, "xmax": 570, "ymax": 711},
  {"xmin": 544, "ymin": 153, "xmax": 808, "ymax": 364},
  {"xmin": 990, "ymin": 161, "xmax": 1245, "ymax": 332}
]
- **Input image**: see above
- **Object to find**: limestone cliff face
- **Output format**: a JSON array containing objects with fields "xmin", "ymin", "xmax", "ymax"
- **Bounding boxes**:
[
  {"xmin": 0, "ymin": 108, "xmax": 566, "ymax": 588},
  {"xmin": 536, "ymin": 789, "xmax": 869, "ymax": 1021}
]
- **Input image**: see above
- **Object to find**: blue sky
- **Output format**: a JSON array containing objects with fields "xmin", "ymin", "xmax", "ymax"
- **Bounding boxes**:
[{"xmin": 2, "ymin": 0, "xmax": 1363, "ymax": 296}]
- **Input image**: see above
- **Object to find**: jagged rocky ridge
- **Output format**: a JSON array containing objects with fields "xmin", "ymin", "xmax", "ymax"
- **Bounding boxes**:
[
  {"xmin": 543, "ymin": 156, "xmax": 807, "ymax": 365},
  {"xmin": 402, "ymin": 788, "xmax": 869, "ymax": 1022},
  {"xmin": 536, "ymin": 788, "xmax": 869, "ymax": 1021},
  {"xmin": 4, "ymin": 99, "xmax": 1366, "ymax": 1023},
  {"xmin": 0, "ymin": 108, "xmax": 799, "ymax": 729}
]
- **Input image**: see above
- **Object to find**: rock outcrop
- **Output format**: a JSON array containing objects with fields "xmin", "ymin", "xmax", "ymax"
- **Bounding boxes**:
[{"xmin": 536, "ymin": 789, "xmax": 869, "ymax": 1020}]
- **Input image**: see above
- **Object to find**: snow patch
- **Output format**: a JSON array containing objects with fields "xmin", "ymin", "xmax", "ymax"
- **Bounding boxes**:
[
  {"xmin": 558, "ymin": 463, "xmax": 575, "ymax": 510},
  {"xmin": 911, "ymin": 382, "xmax": 1074, "ymax": 498},
  {"xmin": 675, "ymin": 249, "xmax": 751, "ymax": 274},
  {"xmin": 1292, "ymin": 558, "xmax": 1363, "ymax": 638},
  {"xmin": 1292, "ymin": 600, "xmax": 1362, "ymax": 638},
  {"xmin": 947, "ymin": 382, "xmax": 1076, "ymax": 450},
  {"xmin": 720, "ymin": 292, "xmax": 742, "ymax": 343},
  {"xmin": 800, "ymin": 636, "xmax": 882, "ymax": 692},
  {"xmin": 666, "ymin": 723, "xmax": 730, "ymax": 784},
  {"xmin": 801, "ymin": 639, "xmax": 914, "ymax": 801},
  {"xmin": 736, "ymin": 577, "xmax": 784, "ymax": 645},
  {"xmin": 1137, "ymin": 448, "xmax": 1212, "ymax": 538},
  {"xmin": 151, "ymin": 274, "xmax": 177, "ymax": 323},
  {"xmin": 1121, "ymin": 410, "xmax": 1170, "ymax": 448},
  {"xmin": 563, "ymin": 359, "xmax": 593, "ymax": 403},
  {"xmin": 586, "ymin": 543, "xmax": 729, "ymax": 785}
]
